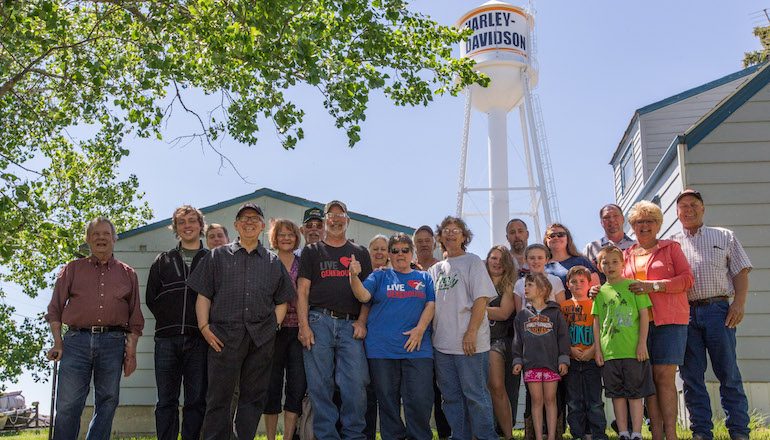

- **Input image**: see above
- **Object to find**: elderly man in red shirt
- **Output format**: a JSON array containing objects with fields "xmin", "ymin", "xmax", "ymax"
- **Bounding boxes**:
[{"xmin": 46, "ymin": 217, "xmax": 144, "ymax": 440}]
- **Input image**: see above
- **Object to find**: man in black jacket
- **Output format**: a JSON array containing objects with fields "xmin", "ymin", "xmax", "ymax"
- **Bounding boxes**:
[{"xmin": 146, "ymin": 205, "xmax": 209, "ymax": 440}]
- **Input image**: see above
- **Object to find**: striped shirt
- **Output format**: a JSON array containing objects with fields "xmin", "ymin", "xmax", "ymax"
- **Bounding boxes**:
[
  {"xmin": 669, "ymin": 225, "xmax": 752, "ymax": 301},
  {"xmin": 583, "ymin": 234, "xmax": 636, "ymax": 265}
]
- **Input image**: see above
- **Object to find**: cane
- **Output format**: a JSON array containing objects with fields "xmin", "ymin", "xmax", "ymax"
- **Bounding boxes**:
[{"xmin": 48, "ymin": 360, "xmax": 58, "ymax": 440}]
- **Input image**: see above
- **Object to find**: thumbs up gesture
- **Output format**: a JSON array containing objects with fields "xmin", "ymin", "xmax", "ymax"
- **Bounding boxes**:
[{"xmin": 349, "ymin": 254, "xmax": 362, "ymax": 277}]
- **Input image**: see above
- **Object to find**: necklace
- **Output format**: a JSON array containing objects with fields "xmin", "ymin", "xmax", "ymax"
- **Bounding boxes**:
[{"xmin": 633, "ymin": 244, "xmax": 658, "ymax": 256}]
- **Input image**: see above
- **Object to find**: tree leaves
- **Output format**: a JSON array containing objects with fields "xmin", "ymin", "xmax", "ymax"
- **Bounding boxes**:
[{"xmin": 0, "ymin": 0, "xmax": 485, "ymax": 382}]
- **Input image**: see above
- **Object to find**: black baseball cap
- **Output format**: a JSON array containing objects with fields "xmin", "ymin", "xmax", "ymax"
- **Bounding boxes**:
[
  {"xmin": 235, "ymin": 203, "xmax": 264, "ymax": 219},
  {"xmin": 323, "ymin": 200, "xmax": 348, "ymax": 215},
  {"xmin": 303, "ymin": 207, "xmax": 323, "ymax": 224},
  {"xmin": 676, "ymin": 189, "xmax": 703, "ymax": 204}
]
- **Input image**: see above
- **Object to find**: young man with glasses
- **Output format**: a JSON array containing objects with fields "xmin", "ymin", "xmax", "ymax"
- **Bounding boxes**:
[
  {"xmin": 188, "ymin": 203, "xmax": 295, "ymax": 440},
  {"xmin": 297, "ymin": 200, "xmax": 374, "ymax": 439}
]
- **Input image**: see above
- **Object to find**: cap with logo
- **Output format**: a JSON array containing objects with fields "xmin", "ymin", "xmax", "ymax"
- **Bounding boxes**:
[
  {"xmin": 414, "ymin": 225, "xmax": 434, "ymax": 236},
  {"xmin": 235, "ymin": 203, "xmax": 264, "ymax": 219},
  {"xmin": 303, "ymin": 207, "xmax": 324, "ymax": 224},
  {"xmin": 323, "ymin": 200, "xmax": 348, "ymax": 215},
  {"xmin": 676, "ymin": 189, "xmax": 703, "ymax": 204}
]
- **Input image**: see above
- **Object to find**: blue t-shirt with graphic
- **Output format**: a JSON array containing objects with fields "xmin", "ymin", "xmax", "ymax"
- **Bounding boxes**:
[
  {"xmin": 545, "ymin": 255, "xmax": 597, "ymax": 298},
  {"xmin": 363, "ymin": 268, "xmax": 435, "ymax": 359}
]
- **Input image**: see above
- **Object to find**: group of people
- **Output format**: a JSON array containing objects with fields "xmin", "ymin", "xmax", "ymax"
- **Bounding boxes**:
[{"xmin": 44, "ymin": 189, "xmax": 753, "ymax": 440}]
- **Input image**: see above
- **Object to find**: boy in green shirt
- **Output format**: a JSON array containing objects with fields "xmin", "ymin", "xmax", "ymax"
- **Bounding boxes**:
[{"xmin": 592, "ymin": 246, "xmax": 655, "ymax": 440}]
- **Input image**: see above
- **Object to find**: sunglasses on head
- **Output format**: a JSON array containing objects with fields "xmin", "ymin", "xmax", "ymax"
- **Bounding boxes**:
[
  {"xmin": 389, "ymin": 248, "xmax": 411, "ymax": 254},
  {"xmin": 548, "ymin": 231, "xmax": 567, "ymax": 239}
]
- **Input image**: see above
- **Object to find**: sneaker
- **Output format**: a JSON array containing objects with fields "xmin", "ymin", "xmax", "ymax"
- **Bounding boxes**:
[
  {"xmin": 619, "ymin": 434, "xmax": 630, "ymax": 440},
  {"xmin": 692, "ymin": 433, "xmax": 711, "ymax": 440}
]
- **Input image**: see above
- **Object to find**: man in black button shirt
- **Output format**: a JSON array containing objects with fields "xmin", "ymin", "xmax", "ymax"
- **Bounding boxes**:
[
  {"xmin": 297, "ymin": 200, "xmax": 373, "ymax": 440},
  {"xmin": 188, "ymin": 203, "xmax": 296, "ymax": 440}
]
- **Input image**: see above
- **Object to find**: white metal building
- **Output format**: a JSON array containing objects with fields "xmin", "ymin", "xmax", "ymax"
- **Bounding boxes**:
[
  {"xmin": 81, "ymin": 188, "xmax": 415, "ymax": 436},
  {"xmin": 609, "ymin": 62, "xmax": 770, "ymax": 419}
]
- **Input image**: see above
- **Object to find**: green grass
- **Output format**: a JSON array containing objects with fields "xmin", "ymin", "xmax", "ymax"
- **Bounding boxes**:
[{"xmin": 3, "ymin": 413, "xmax": 769, "ymax": 440}]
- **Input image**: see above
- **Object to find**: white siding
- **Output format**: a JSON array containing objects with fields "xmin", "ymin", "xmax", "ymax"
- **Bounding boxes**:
[
  {"xmin": 681, "ymin": 81, "xmax": 770, "ymax": 415},
  {"xmin": 613, "ymin": 122, "xmax": 645, "ymax": 210},
  {"xmin": 106, "ymin": 193, "xmax": 413, "ymax": 406},
  {"xmin": 639, "ymin": 76, "xmax": 755, "ymax": 179}
]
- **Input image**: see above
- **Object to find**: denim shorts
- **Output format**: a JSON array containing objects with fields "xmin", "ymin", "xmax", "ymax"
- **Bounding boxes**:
[
  {"xmin": 490, "ymin": 338, "xmax": 508, "ymax": 356},
  {"xmin": 647, "ymin": 323, "xmax": 688, "ymax": 365}
]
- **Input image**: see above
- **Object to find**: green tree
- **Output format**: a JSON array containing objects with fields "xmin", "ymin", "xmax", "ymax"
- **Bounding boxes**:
[
  {"xmin": 744, "ymin": 24, "xmax": 770, "ymax": 67},
  {"xmin": 0, "ymin": 0, "xmax": 485, "ymax": 383}
]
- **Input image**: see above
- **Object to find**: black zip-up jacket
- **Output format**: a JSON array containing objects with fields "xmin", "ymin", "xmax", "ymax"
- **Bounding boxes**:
[
  {"xmin": 146, "ymin": 242, "xmax": 208, "ymax": 337},
  {"xmin": 512, "ymin": 300, "xmax": 571, "ymax": 373}
]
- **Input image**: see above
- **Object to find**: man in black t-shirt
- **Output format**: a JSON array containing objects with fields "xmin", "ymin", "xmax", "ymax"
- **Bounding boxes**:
[{"xmin": 297, "ymin": 200, "xmax": 373, "ymax": 440}]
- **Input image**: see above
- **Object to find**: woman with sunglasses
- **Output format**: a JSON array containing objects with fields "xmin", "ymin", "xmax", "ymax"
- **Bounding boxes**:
[
  {"xmin": 349, "ymin": 233, "xmax": 436, "ymax": 440},
  {"xmin": 543, "ymin": 223, "xmax": 599, "ymax": 299}
]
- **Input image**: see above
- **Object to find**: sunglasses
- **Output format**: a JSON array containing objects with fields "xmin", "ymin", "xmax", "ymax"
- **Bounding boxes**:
[
  {"xmin": 547, "ymin": 231, "xmax": 567, "ymax": 239},
  {"xmin": 389, "ymin": 248, "xmax": 412, "ymax": 254}
]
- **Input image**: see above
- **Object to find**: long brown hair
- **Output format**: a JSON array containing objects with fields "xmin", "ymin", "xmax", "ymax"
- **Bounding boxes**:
[
  {"xmin": 486, "ymin": 245, "xmax": 516, "ymax": 299},
  {"xmin": 544, "ymin": 223, "xmax": 582, "ymax": 257}
]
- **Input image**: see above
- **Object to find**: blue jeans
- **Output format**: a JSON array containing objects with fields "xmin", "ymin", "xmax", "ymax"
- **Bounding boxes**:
[
  {"xmin": 369, "ymin": 358, "xmax": 434, "ymax": 440},
  {"xmin": 565, "ymin": 360, "xmax": 607, "ymax": 439},
  {"xmin": 303, "ymin": 311, "xmax": 369, "ymax": 440},
  {"xmin": 53, "ymin": 330, "xmax": 125, "ymax": 440},
  {"xmin": 680, "ymin": 301, "xmax": 750, "ymax": 439},
  {"xmin": 154, "ymin": 335, "xmax": 208, "ymax": 440},
  {"xmin": 434, "ymin": 350, "xmax": 497, "ymax": 440}
]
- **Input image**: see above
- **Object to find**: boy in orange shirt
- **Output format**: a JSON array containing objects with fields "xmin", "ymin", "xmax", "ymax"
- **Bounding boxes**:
[{"xmin": 561, "ymin": 266, "xmax": 607, "ymax": 440}]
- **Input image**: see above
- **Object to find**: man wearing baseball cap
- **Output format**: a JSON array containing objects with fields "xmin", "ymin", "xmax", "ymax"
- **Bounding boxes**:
[
  {"xmin": 297, "ymin": 200, "xmax": 373, "ymax": 439},
  {"xmin": 188, "ymin": 203, "xmax": 296, "ymax": 440},
  {"xmin": 300, "ymin": 207, "xmax": 325, "ymax": 246},
  {"xmin": 670, "ymin": 189, "xmax": 752, "ymax": 440}
]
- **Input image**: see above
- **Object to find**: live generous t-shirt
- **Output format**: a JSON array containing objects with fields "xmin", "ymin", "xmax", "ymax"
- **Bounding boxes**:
[
  {"xmin": 591, "ymin": 279, "xmax": 652, "ymax": 361},
  {"xmin": 363, "ymin": 269, "xmax": 435, "ymax": 359},
  {"xmin": 299, "ymin": 240, "xmax": 372, "ymax": 315}
]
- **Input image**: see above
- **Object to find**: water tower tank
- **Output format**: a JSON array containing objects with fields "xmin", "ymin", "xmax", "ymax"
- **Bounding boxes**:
[{"xmin": 457, "ymin": 0, "xmax": 539, "ymax": 112}]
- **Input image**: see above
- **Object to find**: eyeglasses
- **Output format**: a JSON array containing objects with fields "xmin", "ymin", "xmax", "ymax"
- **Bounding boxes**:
[
  {"xmin": 547, "ymin": 232, "xmax": 567, "ymax": 239},
  {"xmin": 238, "ymin": 216, "xmax": 263, "ymax": 223},
  {"xmin": 277, "ymin": 233, "xmax": 295, "ymax": 239},
  {"xmin": 390, "ymin": 248, "xmax": 411, "ymax": 254},
  {"xmin": 325, "ymin": 213, "xmax": 347, "ymax": 219},
  {"xmin": 442, "ymin": 228, "xmax": 462, "ymax": 235},
  {"xmin": 304, "ymin": 221, "xmax": 323, "ymax": 229},
  {"xmin": 633, "ymin": 219, "xmax": 657, "ymax": 225}
]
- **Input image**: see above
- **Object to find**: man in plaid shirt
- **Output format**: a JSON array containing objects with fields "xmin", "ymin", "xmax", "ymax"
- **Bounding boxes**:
[{"xmin": 670, "ymin": 189, "xmax": 752, "ymax": 440}]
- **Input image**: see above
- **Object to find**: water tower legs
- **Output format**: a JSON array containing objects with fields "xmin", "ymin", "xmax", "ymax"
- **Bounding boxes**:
[{"xmin": 488, "ymin": 109, "xmax": 510, "ymax": 247}]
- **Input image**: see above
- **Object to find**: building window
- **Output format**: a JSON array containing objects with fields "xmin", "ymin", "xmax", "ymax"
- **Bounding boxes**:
[{"xmin": 620, "ymin": 146, "xmax": 635, "ymax": 194}]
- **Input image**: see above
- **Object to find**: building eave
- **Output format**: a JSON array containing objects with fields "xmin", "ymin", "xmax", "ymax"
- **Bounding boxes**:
[{"xmin": 118, "ymin": 188, "xmax": 415, "ymax": 240}]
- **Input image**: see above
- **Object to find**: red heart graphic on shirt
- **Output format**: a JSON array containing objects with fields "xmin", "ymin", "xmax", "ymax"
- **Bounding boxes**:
[
  {"xmin": 407, "ymin": 280, "xmax": 425, "ymax": 290},
  {"xmin": 339, "ymin": 257, "xmax": 351, "ymax": 268}
]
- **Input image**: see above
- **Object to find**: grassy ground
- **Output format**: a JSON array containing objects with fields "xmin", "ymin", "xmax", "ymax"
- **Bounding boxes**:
[{"xmin": 3, "ymin": 415, "xmax": 769, "ymax": 440}]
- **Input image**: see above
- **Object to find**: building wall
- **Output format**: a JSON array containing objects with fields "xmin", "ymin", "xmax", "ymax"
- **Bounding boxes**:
[
  {"xmin": 640, "ymin": 76, "xmax": 755, "ymax": 179},
  {"xmin": 613, "ymin": 120, "xmax": 645, "ymax": 210},
  {"xmin": 624, "ymin": 80, "xmax": 770, "ymax": 421},
  {"xmin": 682, "ymin": 81, "xmax": 770, "ymax": 396},
  {"xmin": 81, "ymin": 194, "xmax": 414, "ymax": 435}
]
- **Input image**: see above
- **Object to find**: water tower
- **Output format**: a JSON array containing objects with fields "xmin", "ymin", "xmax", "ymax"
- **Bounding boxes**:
[{"xmin": 455, "ymin": 0, "xmax": 559, "ymax": 245}]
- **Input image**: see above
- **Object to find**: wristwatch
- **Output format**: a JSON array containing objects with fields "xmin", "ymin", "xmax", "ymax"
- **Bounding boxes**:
[{"xmin": 652, "ymin": 281, "xmax": 661, "ymax": 292}]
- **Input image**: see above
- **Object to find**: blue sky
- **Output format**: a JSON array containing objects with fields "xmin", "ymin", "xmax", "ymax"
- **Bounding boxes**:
[{"xmin": 3, "ymin": 0, "xmax": 767, "ymax": 412}]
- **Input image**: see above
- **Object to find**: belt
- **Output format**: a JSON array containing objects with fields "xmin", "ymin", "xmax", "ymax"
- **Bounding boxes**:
[
  {"xmin": 310, "ymin": 307, "xmax": 359, "ymax": 321},
  {"xmin": 689, "ymin": 296, "xmax": 729, "ymax": 307},
  {"xmin": 71, "ymin": 325, "xmax": 127, "ymax": 333}
]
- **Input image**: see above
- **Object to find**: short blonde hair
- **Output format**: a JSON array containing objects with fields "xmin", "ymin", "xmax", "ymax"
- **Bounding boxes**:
[
  {"xmin": 628, "ymin": 200, "xmax": 663, "ymax": 225},
  {"xmin": 269, "ymin": 219, "xmax": 301, "ymax": 251},
  {"xmin": 596, "ymin": 245, "xmax": 625, "ymax": 265}
]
